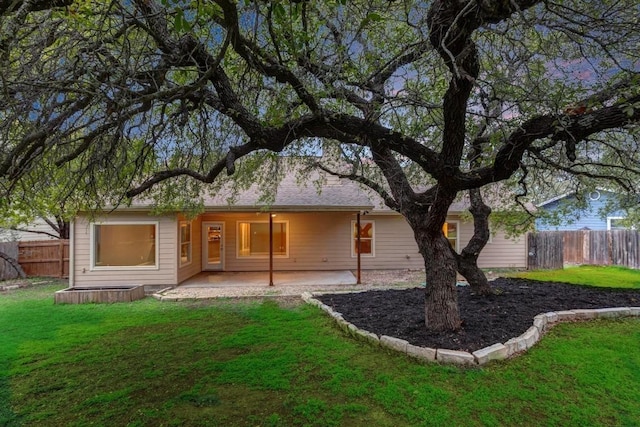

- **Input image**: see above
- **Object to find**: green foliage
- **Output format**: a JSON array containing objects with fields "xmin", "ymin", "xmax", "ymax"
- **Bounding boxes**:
[{"xmin": 0, "ymin": 282, "xmax": 639, "ymax": 426}]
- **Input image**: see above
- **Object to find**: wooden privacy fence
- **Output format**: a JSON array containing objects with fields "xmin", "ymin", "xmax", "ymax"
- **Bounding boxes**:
[
  {"xmin": 528, "ymin": 230, "xmax": 640, "ymax": 270},
  {"xmin": 0, "ymin": 240, "xmax": 70, "ymax": 280}
]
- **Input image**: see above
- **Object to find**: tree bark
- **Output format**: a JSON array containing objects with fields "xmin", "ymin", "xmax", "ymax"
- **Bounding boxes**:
[
  {"xmin": 456, "ymin": 188, "xmax": 493, "ymax": 295},
  {"xmin": 420, "ymin": 233, "xmax": 462, "ymax": 332}
]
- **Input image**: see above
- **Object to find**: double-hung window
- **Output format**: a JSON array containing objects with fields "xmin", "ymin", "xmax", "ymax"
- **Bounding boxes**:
[
  {"xmin": 352, "ymin": 220, "xmax": 375, "ymax": 257},
  {"xmin": 179, "ymin": 221, "xmax": 192, "ymax": 266}
]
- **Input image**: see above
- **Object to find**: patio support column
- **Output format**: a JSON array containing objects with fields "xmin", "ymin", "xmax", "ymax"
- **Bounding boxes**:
[
  {"xmin": 269, "ymin": 212, "xmax": 274, "ymax": 286},
  {"xmin": 357, "ymin": 212, "xmax": 361, "ymax": 284}
]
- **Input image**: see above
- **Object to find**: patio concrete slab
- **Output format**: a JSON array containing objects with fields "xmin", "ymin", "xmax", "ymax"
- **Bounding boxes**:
[{"xmin": 179, "ymin": 270, "xmax": 357, "ymax": 288}]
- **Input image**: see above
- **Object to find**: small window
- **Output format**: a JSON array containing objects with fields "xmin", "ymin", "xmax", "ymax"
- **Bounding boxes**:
[
  {"xmin": 237, "ymin": 221, "xmax": 289, "ymax": 258},
  {"xmin": 443, "ymin": 221, "xmax": 459, "ymax": 252},
  {"xmin": 352, "ymin": 220, "xmax": 375, "ymax": 257},
  {"xmin": 91, "ymin": 222, "xmax": 158, "ymax": 269},
  {"xmin": 607, "ymin": 217, "xmax": 627, "ymax": 230},
  {"xmin": 179, "ymin": 221, "xmax": 192, "ymax": 266}
]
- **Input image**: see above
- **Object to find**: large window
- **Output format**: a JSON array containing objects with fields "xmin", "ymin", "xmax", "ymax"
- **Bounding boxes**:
[
  {"xmin": 179, "ymin": 221, "xmax": 192, "ymax": 266},
  {"xmin": 237, "ymin": 221, "xmax": 289, "ymax": 258},
  {"xmin": 91, "ymin": 222, "xmax": 158, "ymax": 269},
  {"xmin": 352, "ymin": 220, "xmax": 375, "ymax": 257},
  {"xmin": 443, "ymin": 221, "xmax": 459, "ymax": 252}
]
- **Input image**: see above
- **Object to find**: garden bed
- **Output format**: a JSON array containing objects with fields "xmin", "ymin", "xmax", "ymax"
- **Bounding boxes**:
[{"xmin": 54, "ymin": 285, "xmax": 145, "ymax": 304}]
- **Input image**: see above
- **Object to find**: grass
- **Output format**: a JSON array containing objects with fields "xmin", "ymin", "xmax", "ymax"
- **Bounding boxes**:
[
  {"xmin": 0, "ymin": 278, "xmax": 639, "ymax": 426},
  {"xmin": 507, "ymin": 265, "xmax": 640, "ymax": 288}
]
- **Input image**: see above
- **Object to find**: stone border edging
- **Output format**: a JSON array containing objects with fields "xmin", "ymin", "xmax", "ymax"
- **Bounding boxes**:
[{"xmin": 302, "ymin": 291, "xmax": 640, "ymax": 366}]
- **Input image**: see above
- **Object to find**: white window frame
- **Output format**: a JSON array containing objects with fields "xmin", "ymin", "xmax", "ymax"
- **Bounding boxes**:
[
  {"xmin": 607, "ymin": 216, "xmax": 626, "ymax": 230},
  {"xmin": 179, "ymin": 220, "xmax": 192, "ymax": 267},
  {"xmin": 236, "ymin": 220, "xmax": 290, "ymax": 259},
  {"xmin": 444, "ymin": 220, "xmax": 460, "ymax": 252},
  {"xmin": 90, "ymin": 221, "xmax": 159, "ymax": 271},
  {"xmin": 351, "ymin": 220, "xmax": 375, "ymax": 258}
]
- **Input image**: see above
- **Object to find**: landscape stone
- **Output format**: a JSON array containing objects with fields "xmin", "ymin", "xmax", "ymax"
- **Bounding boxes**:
[
  {"xmin": 533, "ymin": 314, "xmax": 547, "ymax": 331},
  {"xmin": 380, "ymin": 335, "xmax": 409, "ymax": 353},
  {"xmin": 555, "ymin": 310, "xmax": 577, "ymax": 321},
  {"xmin": 437, "ymin": 349, "xmax": 476, "ymax": 365},
  {"xmin": 504, "ymin": 337, "xmax": 527, "ymax": 355},
  {"xmin": 630, "ymin": 307, "xmax": 640, "ymax": 316},
  {"xmin": 545, "ymin": 312, "xmax": 559, "ymax": 323},
  {"xmin": 473, "ymin": 343, "xmax": 508, "ymax": 365},
  {"xmin": 354, "ymin": 328, "xmax": 380, "ymax": 345},
  {"xmin": 572, "ymin": 309, "xmax": 598, "ymax": 320},
  {"xmin": 406, "ymin": 344, "xmax": 436, "ymax": 362},
  {"xmin": 521, "ymin": 326, "xmax": 540, "ymax": 349},
  {"xmin": 595, "ymin": 307, "xmax": 631, "ymax": 318}
]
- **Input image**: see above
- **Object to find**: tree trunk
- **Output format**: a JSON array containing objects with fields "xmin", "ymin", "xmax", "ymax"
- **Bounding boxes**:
[
  {"xmin": 0, "ymin": 250, "xmax": 26, "ymax": 278},
  {"xmin": 419, "ymin": 232, "xmax": 462, "ymax": 332},
  {"xmin": 456, "ymin": 188, "xmax": 493, "ymax": 295}
]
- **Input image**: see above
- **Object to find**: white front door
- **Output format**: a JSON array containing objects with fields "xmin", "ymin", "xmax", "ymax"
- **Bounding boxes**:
[{"xmin": 202, "ymin": 222, "xmax": 224, "ymax": 271}]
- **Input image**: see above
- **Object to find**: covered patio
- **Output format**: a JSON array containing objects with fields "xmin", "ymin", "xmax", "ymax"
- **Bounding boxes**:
[{"xmin": 178, "ymin": 270, "xmax": 358, "ymax": 288}]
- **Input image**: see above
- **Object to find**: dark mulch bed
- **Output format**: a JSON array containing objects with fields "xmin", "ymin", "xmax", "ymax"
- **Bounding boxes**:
[{"xmin": 318, "ymin": 277, "xmax": 640, "ymax": 352}]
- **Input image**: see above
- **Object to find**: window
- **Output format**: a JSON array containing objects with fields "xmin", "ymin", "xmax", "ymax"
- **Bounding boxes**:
[
  {"xmin": 352, "ymin": 220, "xmax": 375, "ymax": 257},
  {"xmin": 91, "ymin": 222, "xmax": 158, "ymax": 269},
  {"xmin": 443, "ymin": 221, "xmax": 459, "ymax": 252},
  {"xmin": 237, "ymin": 221, "xmax": 289, "ymax": 258},
  {"xmin": 179, "ymin": 221, "xmax": 192, "ymax": 266},
  {"xmin": 607, "ymin": 217, "xmax": 627, "ymax": 230}
]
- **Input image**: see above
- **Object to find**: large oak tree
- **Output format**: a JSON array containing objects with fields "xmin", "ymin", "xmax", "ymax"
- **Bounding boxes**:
[{"xmin": 1, "ymin": 0, "xmax": 640, "ymax": 331}]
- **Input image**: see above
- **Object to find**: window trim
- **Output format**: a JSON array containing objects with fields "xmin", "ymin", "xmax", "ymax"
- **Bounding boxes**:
[
  {"xmin": 235, "ymin": 220, "xmax": 290, "ymax": 259},
  {"xmin": 351, "ymin": 220, "xmax": 375, "ymax": 258},
  {"xmin": 179, "ymin": 220, "xmax": 192, "ymax": 267},
  {"xmin": 90, "ymin": 220, "xmax": 160, "ymax": 271},
  {"xmin": 607, "ymin": 216, "xmax": 626, "ymax": 230}
]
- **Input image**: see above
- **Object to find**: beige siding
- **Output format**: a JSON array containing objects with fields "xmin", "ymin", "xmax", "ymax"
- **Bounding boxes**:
[
  {"xmin": 360, "ymin": 215, "xmax": 424, "ymax": 270},
  {"xmin": 198, "ymin": 212, "xmax": 526, "ymax": 272},
  {"xmin": 177, "ymin": 216, "xmax": 203, "ymax": 283},
  {"xmin": 456, "ymin": 215, "xmax": 527, "ymax": 268},
  {"xmin": 73, "ymin": 212, "xmax": 178, "ymax": 287}
]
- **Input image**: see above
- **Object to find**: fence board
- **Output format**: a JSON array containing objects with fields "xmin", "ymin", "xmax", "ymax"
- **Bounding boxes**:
[
  {"xmin": 0, "ymin": 241, "xmax": 20, "ymax": 281},
  {"xmin": 18, "ymin": 240, "xmax": 69, "ymax": 278},
  {"xmin": 528, "ymin": 230, "xmax": 640, "ymax": 270},
  {"xmin": 528, "ymin": 232, "xmax": 564, "ymax": 270}
]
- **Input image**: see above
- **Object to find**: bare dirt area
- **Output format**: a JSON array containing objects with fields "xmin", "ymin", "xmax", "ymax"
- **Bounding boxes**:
[{"xmin": 318, "ymin": 278, "xmax": 640, "ymax": 352}]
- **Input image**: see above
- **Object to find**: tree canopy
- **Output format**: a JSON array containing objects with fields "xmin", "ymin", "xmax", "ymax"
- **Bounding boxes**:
[{"xmin": 1, "ymin": 0, "xmax": 639, "ymax": 331}]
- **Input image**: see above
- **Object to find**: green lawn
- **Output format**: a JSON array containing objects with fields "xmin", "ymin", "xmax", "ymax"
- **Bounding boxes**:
[
  {"xmin": 507, "ymin": 265, "xmax": 640, "ymax": 288},
  {"xmin": 1, "ymin": 280, "xmax": 639, "ymax": 426}
]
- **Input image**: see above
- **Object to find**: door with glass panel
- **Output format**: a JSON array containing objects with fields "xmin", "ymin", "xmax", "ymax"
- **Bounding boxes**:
[{"xmin": 202, "ymin": 222, "xmax": 224, "ymax": 270}]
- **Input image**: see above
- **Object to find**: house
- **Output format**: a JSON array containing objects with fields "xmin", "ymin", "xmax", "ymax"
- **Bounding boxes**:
[
  {"xmin": 69, "ymin": 173, "xmax": 528, "ymax": 289},
  {"xmin": 535, "ymin": 190, "xmax": 631, "ymax": 231}
]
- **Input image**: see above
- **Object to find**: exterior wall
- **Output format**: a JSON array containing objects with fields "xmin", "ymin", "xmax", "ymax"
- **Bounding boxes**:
[
  {"xmin": 535, "ymin": 192, "xmax": 626, "ymax": 231},
  {"xmin": 71, "ymin": 210, "xmax": 527, "ymax": 288},
  {"xmin": 200, "ymin": 211, "xmax": 526, "ymax": 273},
  {"xmin": 177, "ymin": 215, "xmax": 202, "ymax": 283},
  {"xmin": 72, "ymin": 212, "xmax": 178, "ymax": 287},
  {"xmin": 200, "ymin": 212, "xmax": 360, "ymax": 272}
]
